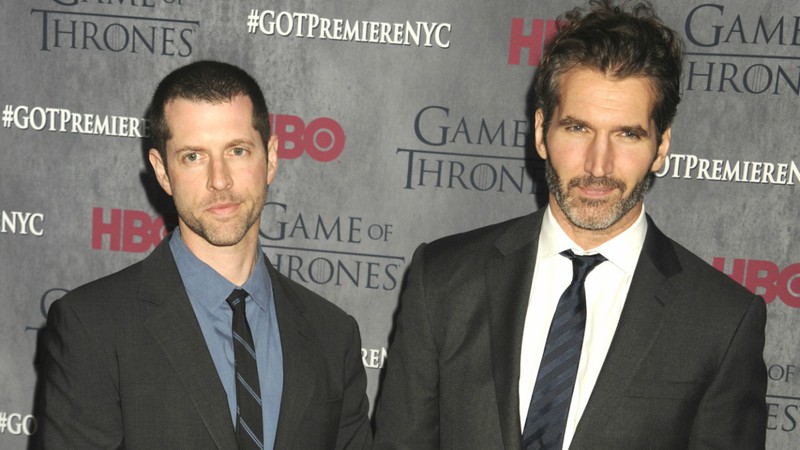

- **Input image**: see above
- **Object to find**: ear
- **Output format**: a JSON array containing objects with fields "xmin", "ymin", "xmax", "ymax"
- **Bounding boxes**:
[
  {"xmin": 650, "ymin": 127, "xmax": 671, "ymax": 173},
  {"xmin": 266, "ymin": 135, "xmax": 279, "ymax": 185},
  {"xmin": 148, "ymin": 148, "xmax": 173, "ymax": 196},
  {"xmin": 534, "ymin": 109, "xmax": 548, "ymax": 160}
]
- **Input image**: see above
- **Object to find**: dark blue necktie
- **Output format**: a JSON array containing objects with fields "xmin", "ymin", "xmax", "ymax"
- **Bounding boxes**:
[
  {"xmin": 226, "ymin": 288, "xmax": 264, "ymax": 450},
  {"xmin": 522, "ymin": 250, "xmax": 606, "ymax": 450}
]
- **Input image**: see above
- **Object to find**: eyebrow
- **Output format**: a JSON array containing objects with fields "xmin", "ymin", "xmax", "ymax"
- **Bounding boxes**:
[
  {"xmin": 557, "ymin": 116, "xmax": 589, "ymax": 128},
  {"xmin": 173, "ymin": 138, "xmax": 255, "ymax": 154},
  {"xmin": 173, "ymin": 145, "xmax": 202, "ymax": 154},
  {"xmin": 226, "ymin": 138, "xmax": 255, "ymax": 148}
]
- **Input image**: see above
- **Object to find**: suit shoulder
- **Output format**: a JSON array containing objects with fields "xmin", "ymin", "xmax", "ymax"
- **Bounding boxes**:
[
  {"xmin": 43, "ymin": 257, "xmax": 154, "ymax": 351},
  {"xmin": 423, "ymin": 212, "xmax": 538, "ymax": 262},
  {"xmin": 55, "ymin": 238, "xmax": 177, "ymax": 312},
  {"xmin": 673, "ymin": 240, "xmax": 751, "ymax": 295},
  {"xmin": 664, "ymin": 237, "xmax": 763, "ymax": 319},
  {"xmin": 644, "ymin": 218, "xmax": 758, "ymax": 309},
  {"xmin": 269, "ymin": 269, "xmax": 364, "ymax": 359},
  {"xmin": 56, "ymin": 259, "xmax": 146, "ymax": 311},
  {"xmin": 272, "ymin": 268, "xmax": 356, "ymax": 324}
]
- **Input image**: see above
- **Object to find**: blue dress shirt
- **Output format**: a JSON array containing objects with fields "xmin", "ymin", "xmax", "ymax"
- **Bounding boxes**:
[{"xmin": 169, "ymin": 228, "xmax": 283, "ymax": 449}]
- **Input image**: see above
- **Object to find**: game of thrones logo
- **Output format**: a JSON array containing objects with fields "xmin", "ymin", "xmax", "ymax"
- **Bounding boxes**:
[
  {"xmin": 260, "ymin": 202, "xmax": 403, "ymax": 291},
  {"xmin": 398, "ymin": 105, "xmax": 546, "ymax": 195},
  {"xmin": 683, "ymin": 3, "xmax": 800, "ymax": 96},
  {"xmin": 32, "ymin": 0, "xmax": 197, "ymax": 56}
]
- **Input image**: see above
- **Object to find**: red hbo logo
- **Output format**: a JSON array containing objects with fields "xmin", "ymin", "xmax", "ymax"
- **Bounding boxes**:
[
  {"xmin": 269, "ymin": 114, "xmax": 345, "ymax": 162},
  {"xmin": 713, "ymin": 257, "xmax": 800, "ymax": 308},
  {"xmin": 508, "ymin": 18, "xmax": 558, "ymax": 66},
  {"xmin": 91, "ymin": 208, "xmax": 168, "ymax": 253}
]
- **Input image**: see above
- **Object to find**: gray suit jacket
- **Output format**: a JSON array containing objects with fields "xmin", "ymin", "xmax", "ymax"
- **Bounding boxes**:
[
  {"xmin": 35, "ymin": 237, "xmax": 372, "ymax": 449},
  {"xmin": 373, "ymin": 209, "xmax": 767, "ymax": 449}
]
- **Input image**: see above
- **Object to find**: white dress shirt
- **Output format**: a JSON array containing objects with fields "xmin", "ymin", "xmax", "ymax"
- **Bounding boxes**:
[{"xmin": 519, "ymin": 206, "xmax": 647, "ymax": 449}]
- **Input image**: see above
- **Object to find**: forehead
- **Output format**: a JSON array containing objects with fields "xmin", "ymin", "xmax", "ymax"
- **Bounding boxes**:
[
  {"xmin": 555, "ymin": 67, "xmax": 656, "ymax": 124},
  {"xmin": 163, "ymin": 95, "xmax": 255, "ymax": 124},
  {"xmin": 162, "ymin": 95, "xmax": 259, "ymax": 147}
]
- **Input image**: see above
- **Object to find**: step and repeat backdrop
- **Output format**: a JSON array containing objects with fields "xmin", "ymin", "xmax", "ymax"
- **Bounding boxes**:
[{"xmin": 1, "ymin": 0, "xmax": 798, "ymax": 447}]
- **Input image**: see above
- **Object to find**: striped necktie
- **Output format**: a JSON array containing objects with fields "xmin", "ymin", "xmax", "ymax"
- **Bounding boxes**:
[
  {"xmin": 522, "ymin": 250, "xmax": 606, "ymax": 449},
  {"xmin": 226, "ymin": 288, "xmax": 264, "ymax": 450}
]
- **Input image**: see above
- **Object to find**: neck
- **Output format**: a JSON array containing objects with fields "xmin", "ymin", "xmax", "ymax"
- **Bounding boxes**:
[{"xmin": 178, "ymin": 225, "xmax": 260, "ymax": 286}]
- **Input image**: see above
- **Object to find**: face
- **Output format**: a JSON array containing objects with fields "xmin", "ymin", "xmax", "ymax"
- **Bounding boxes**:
[
  {"xmin": 535, "ymin": 67, "xmax": 670, "ymax": 237},
  {"xmin": 149, "ymin": 95, "xmax": 278, "ymax": 250}
]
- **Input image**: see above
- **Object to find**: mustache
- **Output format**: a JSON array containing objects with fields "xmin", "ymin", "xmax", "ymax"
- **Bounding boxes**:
[
  {"xmin": 567, "ymin": 176, "xmax": 626, "ymax": 191},
  {"xmin": 201, "ymin": 193, "xmax": 243, "ymax": 208}
]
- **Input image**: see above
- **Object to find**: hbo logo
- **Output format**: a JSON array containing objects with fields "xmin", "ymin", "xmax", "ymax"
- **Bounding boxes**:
[{"xmin": 270, "ymin": 114, "xmax": 345, "ymax": 162}]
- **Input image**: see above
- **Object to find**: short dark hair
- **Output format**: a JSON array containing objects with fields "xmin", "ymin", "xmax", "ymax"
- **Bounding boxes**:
[
  {"xmin": 534, "ymin": 0, "xmax": 685, "ymax": 141},
  {"xmin": 147, "ymin": 60, "xmax": 270, "ymax": 165}
]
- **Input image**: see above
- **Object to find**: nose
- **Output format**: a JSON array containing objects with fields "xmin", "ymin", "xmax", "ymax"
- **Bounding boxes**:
[
  {"xmin": 207, "ymin": 158, "xmax": 233, "ymax": 191},
  {"xmin": 584, "ymin": 135, "xmax": 613, "ymax": 178}
]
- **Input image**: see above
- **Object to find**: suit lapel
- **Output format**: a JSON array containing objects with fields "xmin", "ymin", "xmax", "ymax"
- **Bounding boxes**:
[
  {"xmin": 486, "ymin": 211, "xmax": 543, "ymax": 449},
  {"xmin": 571, "ymin": 216, "xmax": 682, "ymax": 444},
  {"xmin": 140, "ymin": 240, "xmax": 237, "ymax": 450},
  {"xmin": 268, "ymin": 260, "xmax": 317, "ymax": 449}
]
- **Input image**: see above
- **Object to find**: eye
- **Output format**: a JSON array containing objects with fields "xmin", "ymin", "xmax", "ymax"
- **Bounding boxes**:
[
  {"xmin": 184, "ymin": 152, "xmax": 199, "ymax": 162},
  {"xmin": 232, "ymin": 147, "xmax": 247, "ymax": 156},
  {"xmin": 566, "ymin": 125, "xmax": 585, "ymax": 132},
  {"xmin": 620, "ymin": 130, "xmax": 642, "ymax": 140}
]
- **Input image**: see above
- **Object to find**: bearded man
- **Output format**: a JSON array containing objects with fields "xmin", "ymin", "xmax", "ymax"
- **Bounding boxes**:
[{"xmin": 373, "ymin": 2, "xmax": 767, "ymax": 449}]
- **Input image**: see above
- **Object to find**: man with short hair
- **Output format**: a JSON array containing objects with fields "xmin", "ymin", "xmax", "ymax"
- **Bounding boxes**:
[
  {"xmin": 36, "ymin": 61, "xmax": 372, "ymax": 449},
  {"xmin": 373, "ymin": 2, "xmax": 767, "ymax": 449}
]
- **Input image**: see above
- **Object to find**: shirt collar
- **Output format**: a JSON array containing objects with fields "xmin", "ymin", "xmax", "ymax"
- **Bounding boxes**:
[
  {"xmin": 169, "ymin": 227, "xmax": 271, "ymax": 313},
  {"xmin": 539, "ymin": 205, "xmax": 647, "ymax": 275}
]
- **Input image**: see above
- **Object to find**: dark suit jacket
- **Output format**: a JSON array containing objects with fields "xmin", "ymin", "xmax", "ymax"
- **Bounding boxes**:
[
  {"xmin": 35, "ymin": 237, "xmax": 372, "ymax": 449},
  {"xmin": 373, "ymin": 209, "xmax": 767, "ymax": 449}
]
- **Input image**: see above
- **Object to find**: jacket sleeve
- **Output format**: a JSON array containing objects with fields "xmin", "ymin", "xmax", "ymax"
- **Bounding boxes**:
[
  {"xmin": 688, "ymin": 294, "xmax": 768, "ymax": 449},
  {"xmin": 373, "ymin": 243, "xmax": 441, "ymax": 449},
  {"xmin": 335, "ymin": 314, "xmax": 374, "ymax": 450},
  {"xmin": 34, "ymin": 297, "xmax": 124, "ymax": 449}
]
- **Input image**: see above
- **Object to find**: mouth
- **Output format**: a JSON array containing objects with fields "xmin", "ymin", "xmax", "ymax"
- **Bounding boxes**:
[
  {"xmin": 578, "ymin": 185, "xmax": 617, "ymax": 199},
  {"xmin": 570, "ymin": 177, "xmax": 625, "ymax": 200},
  {"xmin": 206, "ymin": 202, "xmax": 240, "ymax": 216}
]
